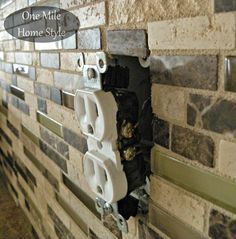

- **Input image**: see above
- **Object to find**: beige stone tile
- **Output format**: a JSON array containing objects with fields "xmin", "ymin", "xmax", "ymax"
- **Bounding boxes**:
[
  {"xmin": 219, "ymin": 140, "xmax": 236, "ymax": 180},
  {"xmin": 109, "ymin": 0, "xmax": 212, "ymax": 26},
  {"xmin": 72, "ymin": 2, "xmax": 106, "ymax": 29},
  {"xmin": 148, "ymin": 13, "xmax": 236, "ymax": 50},
  {"xmin": 152, "ymin": 84, "xmax": 185, "ymax": 123},
  {"xmin": 17, "ymin": 76, "xmax": 34, "ymax": 94},
  {"xmin": 37, "ymin": 68, "xmax": 54, "ymax": 86},
  {"xmin": 47, "ymin": 101, "xmax": 81, "ymax": 133},
  {"xmin": 60, "ymin": 52, "xmax": 81, "ymax": 72},
  {"xmin": 150, "ymin": 176, "xmax": 205, "ymax": 232}
]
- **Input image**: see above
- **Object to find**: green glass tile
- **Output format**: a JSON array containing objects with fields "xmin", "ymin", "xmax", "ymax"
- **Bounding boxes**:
[
  {"xmin": 21, "ymin": 125, "xmax": 39, "ymax": 146},
  {"xmin": 151, "ymin": 147, "xmax": 236, "ymax": 214},
  {"xmin": 62, "ymin": 174, "xmax": 100, "ymax": 219},
  {"xmin": 10, "ymin": 85, "xmax": 25, "ymax": 101},
  {"xmin": 36, "ymin": 111, "xmax": 63, "ymax": 138},
  {"xmin": 55, "ymin": 193, "xmax": 88, "ymax": 235},
  {"xmin": 0, "ymin": 105, "xmax": 8, "ymax": 116},
  {"xmin": 149, "ymin": 204, "xmax": 205, "ymax": 239}
]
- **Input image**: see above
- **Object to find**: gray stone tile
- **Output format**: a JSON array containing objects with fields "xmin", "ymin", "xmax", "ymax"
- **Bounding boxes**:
[
  {"xmin": 187, "ymin": 94, "xmax": 212, "ymax": 127},
  {"xmin": 63, "ymin": 127, "xmax": 88, "ymax": 153},
  {"xmin": 50, "ymin": 87, "xmax": 62, "ymax": 105},
  {"xmin": 37, "ymin": 98, "xmax": 47, "ymax": 113},
  {"xmin": 40, "ymin": 53, "xmax": 60, "ymax": 69},
  {"xmin": 62, "ymin": 33, "xmax": 77, "ymax": 49},
  {"xmin": 40, "ymin": 126, "xmax": 69, "ymax": 159},
  {"xmin": 54, "ymin": 71, "xmax": 83, "ymax": 93},
  {"xmin": 18, "ymin": 100, "xmax": 30, "ymax": 115},
  {"xmin": 35, "ymin": 83, "xmax": 62, "ymax": 105},
  {"xmin": 4, "ymin": 62, "xmax": 13, "ymax": 74},
  {"xmin": 11, "ymin": 75, "xmax": 17, "ymax": 85},
  {"xmin": 39, "ymin": 140, "xmax": 68, "ymax": 173},
  {"xmin": 34, "ymin": 83, "xmax": 50, "ymax": 99},
  {"xmin": 77, "ymin": 28, "xmax": 101, "ymax": 50},
  {"xmin": 153, "ymin": 117, "xmax": 169, "ymax": 149},
  {"xmin": 151, "ymin": 56, "xmax": 218, "ymax": 90},
  {"xmin": 48, "ymin": 205, "xmax": 76, "ymax": 239},
  {"xmin": 107, "ymin": 29, "xmax": 148, "ymax": 58},
  {"xmin": 214, "ymin": 0, "xmax": 236, "ymax": 12},
  {"xmin": 209, "ymin": 209, "xmax": 236, "ymax": 239},
  {"xmin": 202, "ymin": 99, "xmax": 236, "ymax": 137},
  {"xmin": 172, "ymin": 125, "xmax": 214, "ymax": 167}
]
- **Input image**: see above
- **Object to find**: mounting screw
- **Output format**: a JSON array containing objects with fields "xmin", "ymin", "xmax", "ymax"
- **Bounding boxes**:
[
  {"xmin": 104, "ymin": 203, "xmax": 113, "ymax": 214},
  {"xmin": 87, "ymin": 68, "xmax": 96, "ymax": 79}
]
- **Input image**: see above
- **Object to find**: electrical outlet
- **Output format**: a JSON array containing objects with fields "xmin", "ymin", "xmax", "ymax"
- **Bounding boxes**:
[
  {"xmin": 84, "ymin": 150, "xmax": 128, "ymax": 203},
  {"xmin": 74, "ymin": 88, "xmax": 118, "ymax": 141}
]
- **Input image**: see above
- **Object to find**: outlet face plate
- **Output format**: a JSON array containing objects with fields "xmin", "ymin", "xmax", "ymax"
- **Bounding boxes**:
[
  {"xmin": 74, "ymin": 87, "xmax": 128, "ymax": 203},
  {"xmin": 74, "ymin": 88, "xmax": 118, "ymax": 141},
  {"xmin": 84, "ymin": 150, "xmax": 127, "ymax": 203}
]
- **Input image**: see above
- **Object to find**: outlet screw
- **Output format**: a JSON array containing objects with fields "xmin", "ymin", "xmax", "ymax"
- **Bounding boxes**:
[
  {"xmin": 87, "ymin": 68, "xmax": 96, "ymax": 79},
  {"xmin": 104, "ymin": 203, "xmax": 113, "ymax": 214}
]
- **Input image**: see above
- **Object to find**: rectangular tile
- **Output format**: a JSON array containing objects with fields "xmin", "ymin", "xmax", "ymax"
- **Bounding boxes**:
[
  {"xmin": 7, "ymin": 120, "xmax": 19, "ymax": 138},
  {"xmin": 149, "ymin": 204, "xmax": 205, "ymax": 239},
  {"xmin": 107, "ymin": 30, "xmax": 148, "ymax": 58},
  {"xmin": 72, "ymin": 2, "xmax": 106, "ymax": 29},
  {"xmin": 77, "ymin": 28, "xmax": 101, "ymax": 50},
  {"xmin": 214, "ymin": 0, "xmax": 236, "ymax": 12},
  {"xmin": 39, "ymin": 140, "xmax": 68, "ymax": 173},
  {"xmin": 23, "ymin": 147, "xmax": 59, "ymax": 191},
  {"xmin": 40, "ymin": 126, "xmax": 69, "ymax": 159},
  {"xmin": 37, "ymin": 98, "xmax": 47, "ymax": 113},
  {"xmin": 18, "ymin": 100, "xmax": 30, "ymax": 115},
  {"xmin": 153, "ymin": 117, "xmax": 169, "ymax": 149},
  {"xmin": 47, "ymin": 205, "xmax": 76, "ymax": 239},
  {"xmin": 55, "ymin": 193, "xmax": 88, "ymax": 235},
  {"xmin": 151, "ymin": 148, "xmax": 236, "ymax": 214},
  {"xmin": 151, "ymin": 56, "xmax": 218, "ymax": 90},
  {"xmin": 62, "ymin": 91, "xmax": 75, "ymax": 110},
  {"xmin": 62, "ymin": 174, "xmax": 100, "ymax": 218},
  {"xmin": 63, "ymin": 127, "xmax": 87, "ymax": 153},
  {"xmin": 54, "ymin": 71, "xmax": 83, "ymax": 93},
  {"xmin": 225, "ymin": 56, "xmax": 236, "ymax": 92},
  {"xmin": 10, "ymin": 85, "xmax": 25, "ymax": 100},
  {"xmin": 172, "ymin": 125, "xmax": 214, "ymax": 167},
  {"xmin": 148, "ymin": 14, "xmax": 236, "ymax": 50},
  {"xmin": 40, "ymin": 52, "xmax": 60, "ymax": 69},
  {"xmin": 21, "ymin": 125, "xmax": 40, "ymax": 146},
  {"xmin": 36, "ymin": 111, "xmax": 63, "ymax": 138}
]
